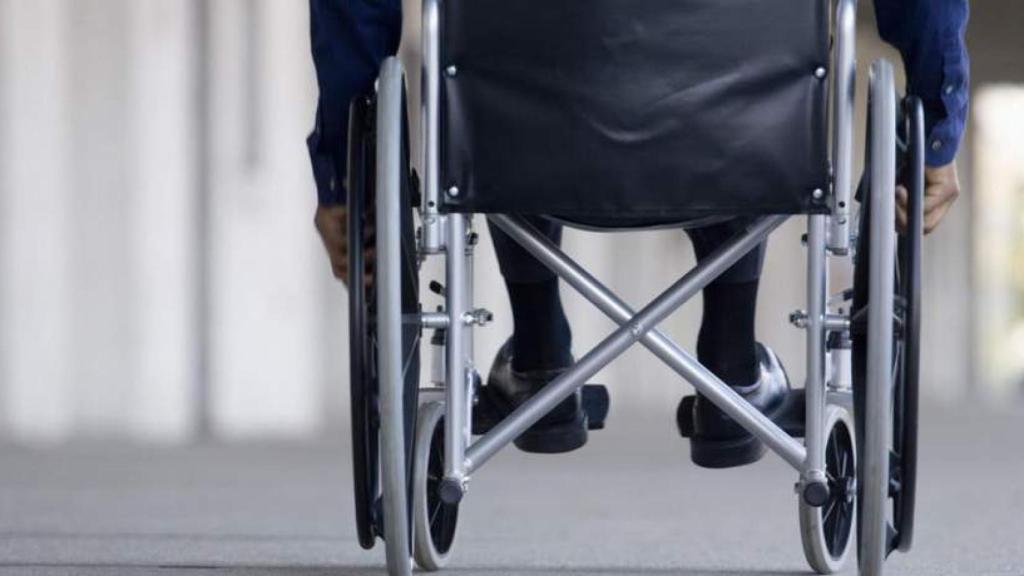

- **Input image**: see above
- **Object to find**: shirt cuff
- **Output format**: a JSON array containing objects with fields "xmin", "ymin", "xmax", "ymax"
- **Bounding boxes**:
[
  {"xmin": 922, "ymin": 40, "xmax": 969, "ymax": 167},
  {"xmin": 307, "ymin": 109, "xmax": 345, "ymax": 206},
  {"xmin": 924, "ymin": 116, "xmax": 962, "ymax": 167}
]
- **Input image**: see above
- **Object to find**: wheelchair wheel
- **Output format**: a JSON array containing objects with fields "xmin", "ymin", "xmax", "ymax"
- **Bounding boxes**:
[
  {"xmin": 347, "ymin": 74, "xmax": 421, "ymax": 552},
  {"xmin": 851, "ymin": 61, "xmax": 923, "ymax": 576},
  {"xmin": 413, "ymin": 401, "xmax": 460, "ymax": 571},
  {"xmin": 799, "ymin": 406, "xmax": 857, "ymax": 574},
  {"xmin": 889, "ymin": 95, "xmax": 924, "ymax": 555}
]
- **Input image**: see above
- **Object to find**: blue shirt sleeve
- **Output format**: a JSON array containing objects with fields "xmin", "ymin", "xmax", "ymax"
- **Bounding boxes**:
[
  {"xmin": 873, "ymin": 0, "xmax": 970, "ymax": 166},
  {"xmin": 308, "ymin": 0, "xmax": 402, "ymax": 205}
]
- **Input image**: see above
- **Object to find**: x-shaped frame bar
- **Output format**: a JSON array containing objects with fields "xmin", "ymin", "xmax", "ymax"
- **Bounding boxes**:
[{"xmin": 463, "ymin": 214, "xmax": 806, "ymax": 474}]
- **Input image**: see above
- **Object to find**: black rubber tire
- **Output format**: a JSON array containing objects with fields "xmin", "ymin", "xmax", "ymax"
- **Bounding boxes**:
[
  {"xmin": 347, "ymin": 92, "xmax": 421, "ymax": 550},
  {"xmin": 851, "ymin": 95, "xmax": 923, "ymax": 560},
  {"xmin": 892, "ymin": 95, "xmax": 923, "ymax": 553}
]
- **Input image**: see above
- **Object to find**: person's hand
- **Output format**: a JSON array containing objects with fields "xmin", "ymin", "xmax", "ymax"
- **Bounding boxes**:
[
  {"xmin": 896, "ymin": 162, "xmax": 960, "ymax": 235},
  {"xmin": 314, "ymin": 205, "xmax": 351, "ymax": 285}
]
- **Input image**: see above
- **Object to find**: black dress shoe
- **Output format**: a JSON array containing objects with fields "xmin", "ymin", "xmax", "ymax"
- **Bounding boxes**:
[
  {"xmin": 480, "ymin": 340, "xmax": 588, "ymax": 454},
  {"xmin": 681, "ymin": 343, "xmax": 791, "ymax": 468}
]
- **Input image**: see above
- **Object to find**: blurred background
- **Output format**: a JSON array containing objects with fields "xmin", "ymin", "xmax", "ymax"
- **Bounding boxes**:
[{"xmin": 0, "ymin": 0, "xmax": 1022, "ymax": 446}]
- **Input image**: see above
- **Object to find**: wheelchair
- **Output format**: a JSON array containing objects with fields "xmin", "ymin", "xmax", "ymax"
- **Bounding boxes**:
[{"xmin": 345, "ymin": 1, "xmax": 923, "ymax": 574}]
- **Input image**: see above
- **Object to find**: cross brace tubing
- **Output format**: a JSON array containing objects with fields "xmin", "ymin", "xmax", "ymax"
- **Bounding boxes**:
[{"xmin": 463, "ymin": 214, "xmax": 806, "ymax": 474}]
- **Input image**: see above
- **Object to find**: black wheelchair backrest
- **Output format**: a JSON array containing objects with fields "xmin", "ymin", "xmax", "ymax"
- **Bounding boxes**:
[{"xmin": 440, "ymin": 0, "xmax": 831, "ymax": 222}]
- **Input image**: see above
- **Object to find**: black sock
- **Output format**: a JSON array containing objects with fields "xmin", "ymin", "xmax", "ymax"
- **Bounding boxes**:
[
  {"xmin": 696, "ymin": 280, "xmax": 760, "ymax": 388},
  {"xmin": 506, "ymin": 279, "xmax": 573, "ymax": 372}
]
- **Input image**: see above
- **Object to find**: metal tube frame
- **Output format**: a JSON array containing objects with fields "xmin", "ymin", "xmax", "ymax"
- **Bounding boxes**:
[
  {"xmin": 828, "ymin": 0, "xmax": 857, "ymax": 254},
  {"xmin": 478, "ymin": 215, "xmax": 806, "ymax": 472},
  {"xmin": 443, "ymin": 214, "xmax": 469, "ymax": 488},
  {"xmin": 804, "ymin": 215, "xmax": 829, "ymax": 490},
  {"xmin": 419, "ymin": 0, "xmax": 443, "ymax": 254},
  {"xmin": 406, "ymin": 0, "xmax": 862, "ymax": 535}
]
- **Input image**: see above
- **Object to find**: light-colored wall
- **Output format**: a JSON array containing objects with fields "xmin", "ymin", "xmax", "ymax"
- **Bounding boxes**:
[
  {"xmin": 0, "ymin": 0, "xmax": 1016, "ymax": 442},
  {"xmin": 0, "ymin": 0, "xmax": 201, "ymax": 441},
  {"xmin": 0, "ymin": 0, "xmax": 333, "ymax": 442}
]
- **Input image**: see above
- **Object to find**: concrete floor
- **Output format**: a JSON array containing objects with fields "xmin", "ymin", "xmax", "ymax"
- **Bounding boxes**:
[{"xmin": 0, "ymin": 402, "xmax": 1022, "ymax": 576}]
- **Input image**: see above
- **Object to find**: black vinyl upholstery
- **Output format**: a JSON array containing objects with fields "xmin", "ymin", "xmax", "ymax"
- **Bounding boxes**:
[{"xmin": 440, "ymin": 0, "xmax": 831, "ymax": 220}]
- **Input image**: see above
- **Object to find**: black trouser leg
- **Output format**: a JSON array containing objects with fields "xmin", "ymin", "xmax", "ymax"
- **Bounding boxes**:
[
  {"xmin": 487, "ymin": 217, "xmax": 572, "ymax": 372},
  {"xmin": 685, "ymin": 219, "xmax": 765, "ymax": 388}
]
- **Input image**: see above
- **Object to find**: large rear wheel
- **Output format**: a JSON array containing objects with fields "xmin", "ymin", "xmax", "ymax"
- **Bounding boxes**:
[
  {"xmin": 853, "ymin": 59, "xmax": 897, "ymax": 576},
  {"xmin": 373, "ymin": 57, "xmax": 421, "ymax": 576},
  {"xmin": 851, "ymin": 61, "xmax": 923, "ymax": 576},
  {"xmin": 347, "ymin": 70, "xmax": 421, "ymax": 554}
]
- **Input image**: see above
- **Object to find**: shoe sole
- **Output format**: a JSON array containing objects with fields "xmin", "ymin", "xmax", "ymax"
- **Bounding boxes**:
[
  {"xmin": 679, "ymin": 392, "xmax": 797, "ymax": 469},
  {"xmin": 473, "ymin": 386, "xmax": 588, "ymax": 454},
  {"xmin": 513, "ymin": 411, "xmax": 588, "ymax": 454},
  {"xmin": 690, "ymin": 433, "xmax": 767, "ymax": 468}
]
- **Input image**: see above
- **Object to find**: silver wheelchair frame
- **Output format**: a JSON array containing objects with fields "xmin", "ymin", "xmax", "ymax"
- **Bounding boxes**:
[{"xmin": 369, "ymin": 0, "xmax": 906, "ymax": 574}]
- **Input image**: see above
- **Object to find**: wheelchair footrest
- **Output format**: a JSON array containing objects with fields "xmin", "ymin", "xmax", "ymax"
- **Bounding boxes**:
[
  {"xmin": 582, "ymin": 384, "xmax": 610, "ymax": 430},
  {"xmin": 472, "ymin": 384, "xmax": 609, "ymax": 434},
  {"xmin": 676, "ymin": 388, "xmax": 807, "ymax": 439}
]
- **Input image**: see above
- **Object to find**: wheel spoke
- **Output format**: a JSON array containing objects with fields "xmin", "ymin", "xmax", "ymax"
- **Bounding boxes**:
[
  {"xmin": 831, "ymin": 504, "xmax": 846, "ymax": 553},
  {"xmin": 850, "ymin": 305, "xmax": 869, "ymax": 327},
  {"xmin": 441, "ymin": 503, "xmax": 454, "ymax": 535},
  {"xmin": 824, "ymin": 500, "xmax": 838, "ymax": 546},
  {"xmin": 433, "ymin": 504, "xmax": 445, "ymax": 540},
  {"xmin": 429, "ymin": 499, "xmax": 443, "ymax": 525},
  {"xmin": 822, "ymin": 498, "xmax": 838, "ymax": 524},
  {"xmin": 402, "ymin": 341, "xmax": 420, "ymax": 379},
  {"xmin": 828, "ymin": 430, "xmax": 841, "ymax": 473},
  {"xmin": 433, "ymin": 509, "xmax": 444, "ymax": 543}
]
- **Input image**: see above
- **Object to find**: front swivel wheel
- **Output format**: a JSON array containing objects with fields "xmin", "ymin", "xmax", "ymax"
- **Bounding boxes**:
[
  {"xmin": 413, "ymin": 401, "xmax": 460, "ymax": 571},
  {"xmin": 799, "ymin": 406, "xmax": 857, "ymax": 574}
]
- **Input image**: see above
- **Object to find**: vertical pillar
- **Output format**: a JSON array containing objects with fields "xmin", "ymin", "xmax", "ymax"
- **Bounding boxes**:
[
  {"xmin": 207, "ymin": 0, "xmax": 324, "ymax": 437},
  {"xmin": 126, "ymin": 0, "xmax": 201, "ymax": 440},
  {"xmin": 0, "ymin": 0, "xmax": 74, "ymax": 440}
]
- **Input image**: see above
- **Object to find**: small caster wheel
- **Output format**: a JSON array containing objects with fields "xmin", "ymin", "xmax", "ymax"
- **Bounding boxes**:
[
  {"xmin": 413, "ymin": 401, "xmax": 459, "ymax": 571},
  {"xmin": 799, "ymin": 405, "xmax": 857, "ymax": 574}
]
